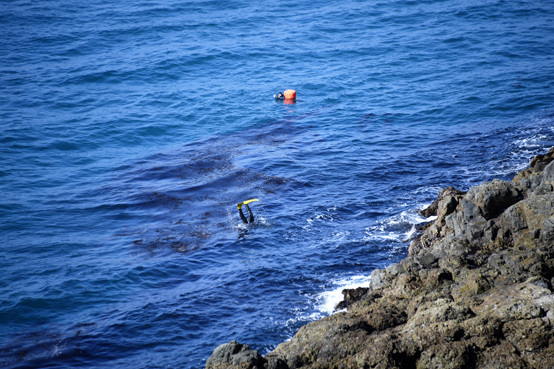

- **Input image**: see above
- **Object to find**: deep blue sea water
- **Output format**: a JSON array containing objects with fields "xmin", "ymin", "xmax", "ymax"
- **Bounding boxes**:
[{"xmin": 1, "ymin": 0, "xmax": 554, "ymax": 367}]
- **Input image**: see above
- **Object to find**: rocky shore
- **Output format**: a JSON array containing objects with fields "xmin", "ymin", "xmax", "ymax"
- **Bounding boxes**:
[{"xmin": 207, "ymin": 148, "xmax": 554, "ymax": 369}]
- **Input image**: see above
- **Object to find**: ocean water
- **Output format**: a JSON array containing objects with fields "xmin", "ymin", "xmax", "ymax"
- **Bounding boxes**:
[{"xmin": 1, "ymin": 0, "xmax": 554, "ymax": 367}]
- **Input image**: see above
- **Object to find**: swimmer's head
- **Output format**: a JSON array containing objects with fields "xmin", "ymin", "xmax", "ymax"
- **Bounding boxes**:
[{"xmin": 274, "ymin": 92, "xmax": 285, "ymax": 100}]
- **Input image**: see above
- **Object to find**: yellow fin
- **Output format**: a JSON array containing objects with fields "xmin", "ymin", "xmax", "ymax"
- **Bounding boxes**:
[{"xmin": 237, "ymin": 199, "xmax": 259, "ymax": 209}]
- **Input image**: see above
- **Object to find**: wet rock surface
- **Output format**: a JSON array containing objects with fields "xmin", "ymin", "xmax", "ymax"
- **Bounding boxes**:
[{"xmin": 207, "ymin": 148, "xmax": 554, "ymax": 369}]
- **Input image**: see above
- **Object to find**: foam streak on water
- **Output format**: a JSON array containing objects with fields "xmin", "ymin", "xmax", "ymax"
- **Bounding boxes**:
[{"xmin": 1, "ymin": 0, "xmax": 554, "ymax": 367}]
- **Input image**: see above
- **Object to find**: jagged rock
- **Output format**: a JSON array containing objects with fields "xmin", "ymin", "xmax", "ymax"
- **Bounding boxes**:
[
  {"xmin": 410, "ymin": 171, "xmax": 547, "ymax": 256},
  {"xmin": 369, "ymin": 268, "xmax": 389, "ymax": 289},
  {"xmin": 416, "ymin": 342, "xmax": 472, "ymax": 369},
  {"xmin": 530, "ymin": 147, "xmax": 554, "ymax": 170},
  {"xmin": 334, "ymin": 287, "xmax": 369, "ymax": 311},
  {"xmin": 264, "ymin": 356, "xmax": 288, "ymax": 369},
  {"xmin": 208, "ymin": 148, "xmax": 554, "ymax": 369},
  {"xmin": 513, "ymin": 147, "xmax": 554, "ymax": 194},
  {"xmin": 405, "ymin": 298, "xmax": 474, "ymax": 329},
  {"xmin": 464, "ymin": 179, "xmax": 522, "ymax": 220},
  {"xmin": 419, "ymin": 186, "xmax": 466, "ymax": 218}
]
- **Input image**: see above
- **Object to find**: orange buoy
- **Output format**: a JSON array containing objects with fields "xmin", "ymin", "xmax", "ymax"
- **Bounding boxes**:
[{"xmin": 284, "ymin": 89, "xmax": 296, "ymax": 99}]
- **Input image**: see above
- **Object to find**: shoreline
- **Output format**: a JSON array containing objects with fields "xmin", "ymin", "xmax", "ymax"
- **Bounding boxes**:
[{"xmin": 206, "ymin": 147, "xmax": 554, "ymax": 369}]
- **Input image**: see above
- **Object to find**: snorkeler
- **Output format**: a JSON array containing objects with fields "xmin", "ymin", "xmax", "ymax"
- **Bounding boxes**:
[
  {"xmin": 237, "ymin": 199, "xmax": 259, "ymax": 224},
  {"xmin": 274, "ymin": 89, "xmax": 296, "ymax": 101}
]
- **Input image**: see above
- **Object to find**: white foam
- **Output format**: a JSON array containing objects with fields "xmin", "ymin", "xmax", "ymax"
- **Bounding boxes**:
[
  {"xmin": 514, "ymin": 134, "xmax": 548, "ymax": 149},
  {"xmin": 364, "ymin": 208, "xmax": 434, "ymax": 243},
  {"xmin": 316, "ymin": 275, "xmax": 372, "ymax": 315},
  {"xmin": 405, "ymin": 225, "xmax": 417, "ymax": 240},
  {"xmin": 306, "ymin": 213, "xmax": 334, "ymax": 224},
  {"xmin": 284, "ymin": 312, "xmax": 323, "ymax": 328},
  {"xmin": 414, "ymin": 186, "xmax": 443, "ymax": 196},
  {"xmin": 391, "ymin": 209, "xmax": 432, "ymax": 225}
]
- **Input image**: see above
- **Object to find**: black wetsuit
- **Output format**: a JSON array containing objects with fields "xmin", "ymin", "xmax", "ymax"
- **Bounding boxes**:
[{"xmin": 238, "ymin": 204, "xmax": 255, "ymax": 224}]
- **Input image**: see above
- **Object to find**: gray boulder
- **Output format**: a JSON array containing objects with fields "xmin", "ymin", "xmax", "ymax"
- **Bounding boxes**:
[
  {"xmin": 464, "ymin": 179, "xmax": 522, "ymax": 220},
  {"xmin": 206, "ymin": 340, "xmax": 265, "ymax": 369}
]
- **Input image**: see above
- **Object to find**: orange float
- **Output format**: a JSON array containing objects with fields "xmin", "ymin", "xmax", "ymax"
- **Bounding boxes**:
[{"xmin": 284, "ymin": 89, "xmax": 296, "ymax": 99}]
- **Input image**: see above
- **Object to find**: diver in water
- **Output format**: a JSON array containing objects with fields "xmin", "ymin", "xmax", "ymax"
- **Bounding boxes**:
[
  {"xmin": 237, "ymin": 199, "xmax": 259, "ymax": 224},
  {"xmin": 274, "ymin": 89, "xmax": 296, "ymax": 101}
]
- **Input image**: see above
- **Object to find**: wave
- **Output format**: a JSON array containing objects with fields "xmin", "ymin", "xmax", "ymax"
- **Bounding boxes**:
[{"xmin": 315, "ymin": 274, "xmax": 373, "ymax": 315}]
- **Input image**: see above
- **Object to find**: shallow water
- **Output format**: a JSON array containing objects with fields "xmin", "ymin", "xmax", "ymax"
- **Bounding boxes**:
[{"xmin": 1, "ymin": 0, "xmax": 554, "ymax": 367}]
